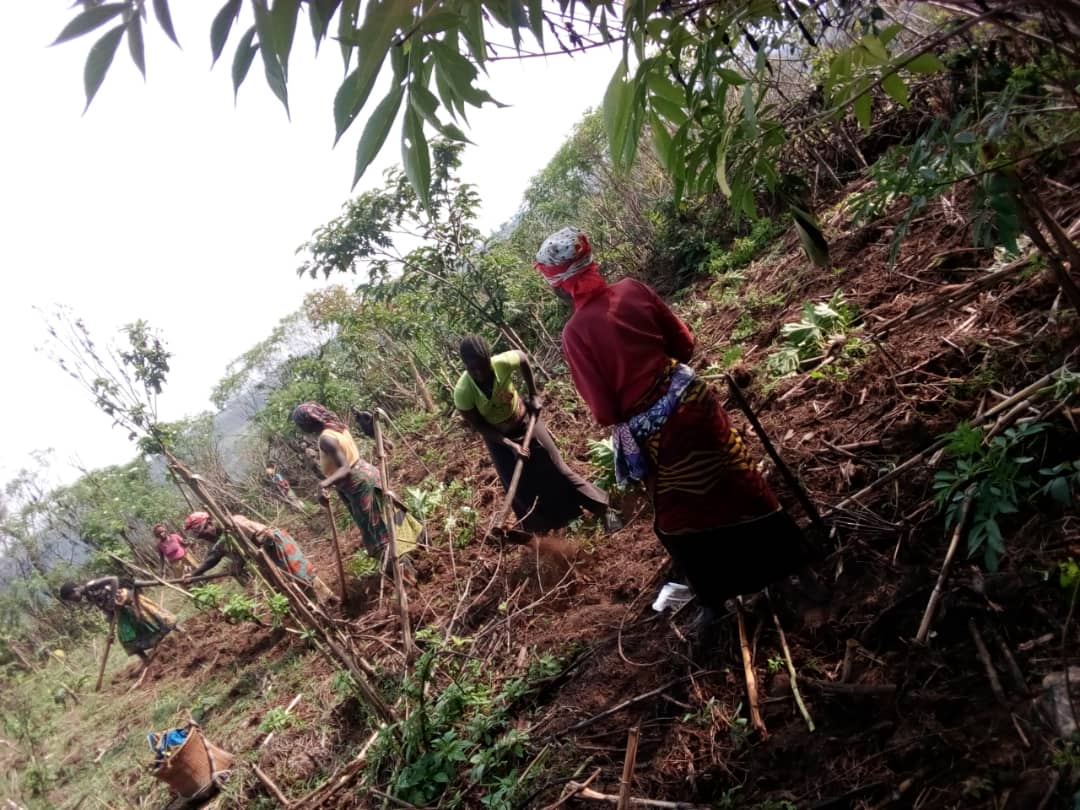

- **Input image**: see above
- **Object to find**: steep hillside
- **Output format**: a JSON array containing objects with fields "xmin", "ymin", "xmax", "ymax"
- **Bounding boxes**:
[{"xmin": 6, "ymin": 157, "xmax": 1079, "ymax": 809}]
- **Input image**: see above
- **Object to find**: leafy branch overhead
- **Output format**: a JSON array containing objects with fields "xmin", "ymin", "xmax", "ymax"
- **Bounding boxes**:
[{"xmin": 53, "ymin": 1, "xmax": 966, "ymax": 245}]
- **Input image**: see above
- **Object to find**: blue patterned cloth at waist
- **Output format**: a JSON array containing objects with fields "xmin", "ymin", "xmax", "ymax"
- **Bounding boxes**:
[{"xmin": 612, "ymin": 363, "xmax": 696, "ymax": 485}]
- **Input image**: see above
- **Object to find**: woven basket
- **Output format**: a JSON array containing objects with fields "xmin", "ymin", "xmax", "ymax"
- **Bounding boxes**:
[{"xmin": 153, "ymin": 723, "xmax": 234, "ymax": 799}]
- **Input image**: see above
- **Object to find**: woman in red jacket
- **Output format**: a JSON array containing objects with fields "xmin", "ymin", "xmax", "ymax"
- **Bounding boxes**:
[{"xmin": 535, "ymin": 227, "xmax": 823, "ymax": 614}]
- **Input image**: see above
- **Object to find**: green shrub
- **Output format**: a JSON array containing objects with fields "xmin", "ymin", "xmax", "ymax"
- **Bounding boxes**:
[
  {"xmin": 933, "ymin": 422, "xmax": 1080, "ymax": 570},
  {"xmin": 766, "ymin": 290, "xmax": 859, "ymax": 378},
  {"xmin": 190, "ymin": 583, "xmax": 223, "ymax": 611}
]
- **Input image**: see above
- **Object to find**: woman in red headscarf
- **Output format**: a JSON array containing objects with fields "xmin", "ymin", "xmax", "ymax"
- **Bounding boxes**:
[{"xmin": 535, "ymin": 227, "xmax": 825, "ymax": 616}]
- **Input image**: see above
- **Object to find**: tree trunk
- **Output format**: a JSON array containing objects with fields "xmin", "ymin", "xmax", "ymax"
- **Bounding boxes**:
[{"xmin": 409, "ymin": 354, "xmax": 436, "ymax": 412}]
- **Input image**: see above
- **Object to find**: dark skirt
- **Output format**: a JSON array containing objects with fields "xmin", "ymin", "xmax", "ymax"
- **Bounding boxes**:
[
  {"xmin": 483, "ymin": 417, "xmax": 608, "ymax": 533},
  {"xmin": 638, "ymin": 372, "xmax": 808, "ymax": 605},
  {"xmin": 659, "ymin": 509, "xmax": 808, "ymax": 607}
]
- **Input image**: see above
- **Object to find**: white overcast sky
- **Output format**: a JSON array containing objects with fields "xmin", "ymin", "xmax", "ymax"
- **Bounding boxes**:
[{"xmin": 0, "ymin": 2, "xmax": 620, "ymax": 490}]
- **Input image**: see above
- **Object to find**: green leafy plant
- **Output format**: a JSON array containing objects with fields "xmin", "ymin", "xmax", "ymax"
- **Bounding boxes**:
[
  {"xmin": 441, "ymin": 480, "xmax": 478, "ymax": 549},
  {"xmin": 259, "ymin": 706, "xmax": 295, "ymax": 734},
  {"xmin": 730, "ymin": 311, "xmax": 761, "ymax": 342},
  {"xmin": 267, "ymin": 592, "xmax": 290, "ymax": 628},
  {"xmin": 190, "ymin": 693, "xmax": 220, "ymax": 725},
  {"xmin": 727, "ymin": 701, "xmax": 752, "ymax": 750},
  {"xmin": 366, "ymin": 640, "xmax": 558, "ymax": 807},
  {"xmin": 221, "ymin": 593, "xmax": 259, "ymax": 625},
  {"xmin": 766, "ymin": 290, "xmax": 859, "ymax": 378},
  {"xmin": 934, "ymin": 422, "xmax": 1078, "ymax": 570},
  {"xmin": 331, "ymin": 669, "xmax": 356, "ymax": 696},
  {"xmin": 1059, "ymin": 558, "xmax": 1079, "ymax": 591},
  {"xmin": 190, "ymin": 583, "xmax": 223, "ymax": 612},
  {"xmin": 347, "ymin": 553, "xmax": 380, "ymax": 579},
  {"xmin": 587, "ymin": 438, "xmax": 618, "ymax": 492},
  {"xmin": 405, "ymin": 483, "xmax": 445, "ymax": 523}
]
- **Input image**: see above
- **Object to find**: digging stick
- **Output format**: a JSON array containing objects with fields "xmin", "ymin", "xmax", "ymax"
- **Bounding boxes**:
[
  {"xmin": 325, "ymin": 502, "xmax": 350, "ymax": 605},
  {"xmin": 130, "ymin": 572, "xmax": 234, "ymax": 588},
  {"xmin": 488, "ymin": 411, "xmax": 538, "ymax": 538},
  {"xmin": 95, "ymin": 611, "xmax": 117, "ymax": 692},
  {"xmin": 374, "ymin": 408, "xmax": 417, "ymax": 662},
  {"xmin": 735, "ymin": 598, "xmax": 766, "ymax": 736},
  {"xmin": 617, "ymin": 726, "xmax": 641, "ymax": 810},
  {"xmin": 725, "ymin": 375, "xmax": 830, "ymax": 546},
  {"xmin": 105, "ymin": 551, "xmax": 193, "ymax": 601}
]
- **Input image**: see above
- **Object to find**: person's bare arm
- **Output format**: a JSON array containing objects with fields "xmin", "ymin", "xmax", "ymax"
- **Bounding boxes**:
[
  {"xmin": 517, "ymin": 352, "xmax": 542, "ymax": 413},
  {"xmin": 459, "ymin": 408, "xmax": 525, "ymax": 457},
  {"xmin": 318, "ymin": 434, "xmax": 352, "ymax": 489},
  {"xmin": 187, "ymin": 543, "xmax": 227, "ymax": 578}
]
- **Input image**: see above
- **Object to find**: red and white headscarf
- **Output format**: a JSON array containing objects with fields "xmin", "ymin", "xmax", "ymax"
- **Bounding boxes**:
[
  {"xmin": 534, "ymin": 227, "xmax": 594, "ymax": 285},
  {"xmin": 184, "ymin": 511, "xmax": 213, "ymax": 534},
  {"xmin": 534, "ymin": 227, "xmax": 607, "ymax": 307}
]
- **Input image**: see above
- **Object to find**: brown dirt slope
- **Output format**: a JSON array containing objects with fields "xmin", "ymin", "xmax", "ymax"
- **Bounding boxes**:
[{"xmin": 51, "ymin": 172, "xmax": 1080, "ymax": 810}]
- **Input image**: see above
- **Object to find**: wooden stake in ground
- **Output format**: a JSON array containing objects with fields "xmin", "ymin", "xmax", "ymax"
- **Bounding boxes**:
[
  {"xmin": 95, "ymin": 611, "xmax": 117, "ymax": 692},
  {"xmin": 735, "ymin": 599, "xmax": 766, "ymax": 736},
  {"xmin": 768, "ymin": 595, "xmax": 815, "ymax": 732},
  {"xmin": 915, "ymin": 494, "xmax": 974, "ymax": 644},
  {"xmin": 617, "ymin": 726, "xmax": 641, "ymax": 810},
  {"xmin": 325, "ymin": 502, "xmax": 350, "ymax": 605},
  {"xmin": 373, "ymin": 408, "xmax": 417, "ymax": 662}
]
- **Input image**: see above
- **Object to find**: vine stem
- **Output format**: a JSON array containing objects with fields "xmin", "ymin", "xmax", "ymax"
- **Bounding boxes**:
[{"xmin": 769, "ymin": 594, "xmax": 815, "ymax": 732}]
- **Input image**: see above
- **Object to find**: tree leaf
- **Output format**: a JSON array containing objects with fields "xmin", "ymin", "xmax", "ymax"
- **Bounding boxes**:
[
  {"xmin": 338, "ymin": 0, "xmax": 359, "ymax": 70},
  {"xmin": 741, "ymin": 82, "xmax": 757, "ymax": 134},
  {"xmin": 271, "ymin": 0, "xmax": 300, "ymax": 77},
  {"xmin": 791, "ymin": 207, "xmax": 830, "ymax": 267},
  {"xmin": 84, "ymin": 25, "xmax": 126, "ymax": 112},
  {"xmin": 231, "ymin": 26, "xmax": 258, "ymax": 101},
  {"xmin": 127, "ymin": 12, "xmax": 146, "ymax": 78},
  {"xmin": 332, "ymin": 0, "xmax": 408, "ymax": 142},
  {"xmin": 880, "ymin": 72, "xmax": 909, "ymax": 107},
  {"xmin": 211, "ymin": 0, "xmax": 243, "ymax": 67},
  {"xmin": 860, "ymin": 34, "xmax": 887, "ymax": 65},
  {"xmin": 53, "ymin": 4, "xmax": 128, "ymax": 46},
  {"xmin": 252, "ymin": 0, "xmax": 289, "ymax": 116},
  {"xmin": 353, "ymin": 84, "xmax": 404, "ymax": 186},
  {"xmin": 646, "ymin": 70, "xmax": 685, "ymax": 105},
  {"xmin": 461, "ymin": 1, "xmax": 486, "ymax": 63},
  {"xmin": 716, "ymin": 67, "xmax": 746, "ymax": 85},
  {"xmin": 603, "ymin": 60, "xmax": 634, "ymax": 171},
  {"xmin": 152, "ymin": 0, "xmax": 180, "ymax": 47},
  {"xmin": 401, "ymin": 105, "xmax": 432, "ymax": 211},
  {"xmin": 853, "ymin": 84, "xmax": 871, "ymax": 130},
  {"xmin": 650, "ymin": 95, "xmax": 688, "ymax": 126},
  {"xmin": 906, "ymin": 52, "xmax": 946, "ymax": 75},
  {"xmin": 308, "ymin": 0, "xmax": 341, "ymax": 53},
  {"xmin": 526, "ymin": 0, "xmax": 544, "ymax": 45},
  {"xmin": 409, "ymin": 82, "xmax": 440, "ymax": 121},
  {"xmin": 650, "ymin": 112, "xmax": 674, "ymax": 173},
  {"xmin": 715, "ymin": 147, "xmax": 731, "ymax": 197}
]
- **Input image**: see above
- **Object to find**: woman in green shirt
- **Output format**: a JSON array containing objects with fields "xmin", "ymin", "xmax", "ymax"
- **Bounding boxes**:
[{"xmin": 454, "ymin": 335, "xmax": 619, "ymax": 534}]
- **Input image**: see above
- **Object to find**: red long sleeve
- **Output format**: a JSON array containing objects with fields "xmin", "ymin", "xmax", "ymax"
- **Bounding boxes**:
[{"xmin": 561, "ymin": 279, "xmax": 695, "ymax": 426}]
